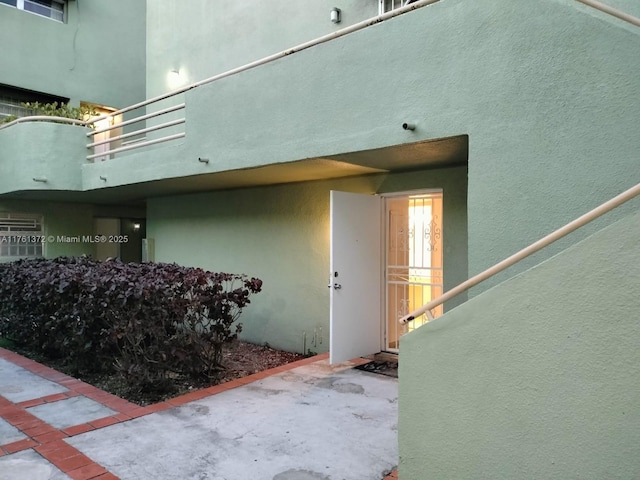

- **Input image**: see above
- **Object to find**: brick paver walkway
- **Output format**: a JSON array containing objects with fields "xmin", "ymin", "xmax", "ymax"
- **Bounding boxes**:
[{"xmin": 0, "ymin": 348, "xmax": 398, "ymax": 479}]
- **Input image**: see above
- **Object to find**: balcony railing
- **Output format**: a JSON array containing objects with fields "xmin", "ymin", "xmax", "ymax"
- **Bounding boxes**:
[
  {"xmin": 0, "ymin": 116, "xmax": 87, "ymax": 130},
  {"xmin": 85, "ymin": 101, "xmax": 186, "ymax": 162}
]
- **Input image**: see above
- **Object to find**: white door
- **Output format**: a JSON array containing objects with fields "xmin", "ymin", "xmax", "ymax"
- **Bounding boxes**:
[{"xmin": 329, "ymin": 191, "xmax": 382, "ymax": 364}]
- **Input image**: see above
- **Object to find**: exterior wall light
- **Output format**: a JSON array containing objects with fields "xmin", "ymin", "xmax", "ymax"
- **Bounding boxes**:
[
  {"xmin": 167, "ymin": 69, "xmax": 187, "ymax": 90},
  {"xmin": 133, "ymin": 223, "xmax": 141, "ymax": 231},
  {"xmin": 402, "ymin": 122, "xmax": 416, "ymax": 131},
  {"xmin": 331, "ymin": 7, "xmax": 341, "ymax": 23}
]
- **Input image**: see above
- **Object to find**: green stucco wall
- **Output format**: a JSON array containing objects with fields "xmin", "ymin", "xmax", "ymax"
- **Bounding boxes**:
[
  {"xmin": 0, "ymin": 123, "xmax": 88, "ymax": 194},
  {"xmin": 145, "ymin": 0, "xmax": 378, "ymax": 97},
  {"xmin": 183, "ymin": 0, "xmax": 640, "ymax": 289},
  {"xmin": 87, "ymin": 0, "xmax": 639, "ymax": 296},
  {"xmin": 399, "ymin": 207, "xmax": 640, "ymax": 479},
  {"xmin": 147, "ymin": 166, "xmax": 468, "ymax": 354},
  {"xmin": 0, "ymin": 0, "xmax": 146, "ymax": 108}
]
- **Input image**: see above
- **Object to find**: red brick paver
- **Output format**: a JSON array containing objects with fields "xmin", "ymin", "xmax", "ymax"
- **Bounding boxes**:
[{"xmin": 2, "ymin": 348, "xmax": 381, "ymax": 479}]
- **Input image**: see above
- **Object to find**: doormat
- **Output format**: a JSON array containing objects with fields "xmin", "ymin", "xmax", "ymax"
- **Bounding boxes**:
[{"xmin": 354, "ymin": 360, "xmax": 398, "ymax": 378}]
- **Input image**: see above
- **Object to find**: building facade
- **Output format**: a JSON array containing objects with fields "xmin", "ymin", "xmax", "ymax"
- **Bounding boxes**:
[{"xmin": 1, "ymin": 1, "xmax": 639, "ymax": 475}]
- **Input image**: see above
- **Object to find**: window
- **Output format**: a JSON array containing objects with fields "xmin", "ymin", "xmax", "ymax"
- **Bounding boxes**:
[
  {"xmin": 0, "ymin": 213, "xmax": 45, "ymax": 259},
  {"xmin": 0, "ymin": 84, "xmax": 68, "ymax": 121},
  {"xmin": 379, "ymin": 0, "xmax": 418, "ymax": 14},
  {"xmin": 0, "ymin": 0, "xmax": 65, "ymax": 22}
]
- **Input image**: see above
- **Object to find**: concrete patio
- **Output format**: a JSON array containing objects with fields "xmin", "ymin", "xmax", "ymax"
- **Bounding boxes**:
[{"xmin": 0, "ymin": 348, "xmax": 399, "ymax": 480}]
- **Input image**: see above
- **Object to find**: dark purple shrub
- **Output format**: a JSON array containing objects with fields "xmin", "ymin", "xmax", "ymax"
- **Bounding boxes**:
[{"xmin": 0, "ymin": 257, "xmax": 262, "ymax": 393}]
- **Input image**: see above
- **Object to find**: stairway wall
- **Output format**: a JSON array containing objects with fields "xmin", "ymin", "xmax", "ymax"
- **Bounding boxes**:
[{"xmin": 399, "ymin": 209, "xmax": 640, "ymax": 479}]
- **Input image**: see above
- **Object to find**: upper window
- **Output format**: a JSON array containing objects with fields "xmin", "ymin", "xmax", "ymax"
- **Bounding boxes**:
[
  {"xmin": 0, "ymin": 84, "xmax": 68, "ymax": 122},
  {"xmin": 379, "ymin": 0, "xmax": 418, "ymax": 14},
  {"xmin": 0, "ymin": 0, "xmax": 65, "ymax": 23}
]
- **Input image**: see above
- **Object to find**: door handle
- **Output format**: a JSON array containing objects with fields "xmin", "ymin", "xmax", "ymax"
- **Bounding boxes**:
[{"xmin": 327, "ymin": 283, "xmax": 342, "ymax": 289}]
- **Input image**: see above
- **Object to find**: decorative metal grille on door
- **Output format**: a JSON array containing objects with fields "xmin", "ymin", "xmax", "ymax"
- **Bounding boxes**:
[{"xmin": 386, "ymin": 192, "xmax": 443, "ymax": 350}]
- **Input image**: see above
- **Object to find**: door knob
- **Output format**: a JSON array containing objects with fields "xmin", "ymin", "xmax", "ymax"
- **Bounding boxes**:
[{"xmin": 333, "ymin": 283, "xmax": 342, "ymax": 290}]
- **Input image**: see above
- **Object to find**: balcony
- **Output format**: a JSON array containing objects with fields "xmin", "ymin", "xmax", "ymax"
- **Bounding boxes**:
[
  {"xmin": 1, "ymin": 0, "xmax": 636, "ymax": 205},
  {"xmin": 0, "ymin": 119, "xmax": 88, "ymax": 196}
]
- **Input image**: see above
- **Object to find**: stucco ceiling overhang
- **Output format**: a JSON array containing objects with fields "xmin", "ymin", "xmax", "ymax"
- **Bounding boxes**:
[{"xmin": 2, "ymin": 135, "xmax": 467, "ymax": 206}]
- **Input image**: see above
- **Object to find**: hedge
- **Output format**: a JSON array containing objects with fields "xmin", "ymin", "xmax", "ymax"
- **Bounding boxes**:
[{"xmin": 0, "ymin": 257, "xmax": 262, "ymax": 394}]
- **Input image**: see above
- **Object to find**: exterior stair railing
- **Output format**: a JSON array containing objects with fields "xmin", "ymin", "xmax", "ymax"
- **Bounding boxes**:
[{"xmin": 400, "ymin": 182, "xmax": 640, "ymax": 325}]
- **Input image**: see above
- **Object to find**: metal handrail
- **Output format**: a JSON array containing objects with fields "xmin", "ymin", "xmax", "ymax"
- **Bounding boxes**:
[
  {"xmin": 0, "ymin": 116, "xmax": 87, "ymax": 131},
  {"xmin": 575, "ymin": 0, "xmax": 640, "ymax": 27},
  {"xmin": 399, "ymin": 182, "xmax": 640, "ymax": 324}
]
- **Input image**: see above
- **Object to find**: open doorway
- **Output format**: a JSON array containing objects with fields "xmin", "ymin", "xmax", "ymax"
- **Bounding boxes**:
[
  {"xmin": 384, "ymin": 191, "xmax": 443, "ymax": 352},
  {"xmin": 93, "ymin": 217, "xmax": 146, "ymax": 263},
  {"xmin": 84, "ymin": 103, "xmax": 122, "ymax": 162},
  {"xmin": 329, "ymin": 189, "xmax": 445, "ymax": 363}
]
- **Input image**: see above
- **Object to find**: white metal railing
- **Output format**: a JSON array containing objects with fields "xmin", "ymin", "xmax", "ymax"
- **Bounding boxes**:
[
  {"xmin": 399, "ymin": 182, "xmax": 640, "ymax": 325},
  {"xmin": 0, "ymin": 116, "xmax": 87, "ymax": 131},
  {"xmin": 85, "ymin": 103, "xmax": 186, "ymax": 161}
]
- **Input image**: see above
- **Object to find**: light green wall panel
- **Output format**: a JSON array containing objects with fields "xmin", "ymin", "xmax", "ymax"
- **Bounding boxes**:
[
  {"xmin": 0, "ymin": 0, "xmax": 146, "ymax": 108},
  {"xmin": 147, "ymin": 166, "xmax": 468, "ymax": 354},
  {"xmin": 182, "ymin": 0, "xmax": 640, "ymax": 287},
  {"xmin": 399, "ymin": 207, "xmax": 640, "ymax": 479},
  {"xmin": 186, "ymin": 0, "xmax": 637, "ymax": 289},
  {"xmin": 145, "ymin": 0, "xmax": 378, "ymax": 97},
  {"xmin": 0, "ymin": 123, "xmax": 88, "ymax": 194},
  {"xmin": 88, "ymin": 0, "xmax": 639, "ymax": 296}
]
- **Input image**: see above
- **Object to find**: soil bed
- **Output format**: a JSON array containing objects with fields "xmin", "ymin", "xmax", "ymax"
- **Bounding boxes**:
[{"xmin": 11, "ymin": 341, "xmax": 305, "ymax": 406}]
